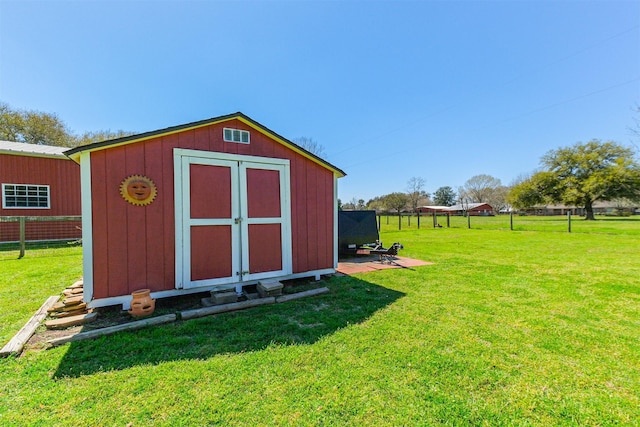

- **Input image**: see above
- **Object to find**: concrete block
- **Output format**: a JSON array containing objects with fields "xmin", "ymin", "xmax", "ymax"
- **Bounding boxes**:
[
  {"xmin": 210, "ymin": 290, "xmax": 238, "ymax": 305},
  {"xmin": 257, "ymin": 280, "xmax": 284, "ymax": 297}
]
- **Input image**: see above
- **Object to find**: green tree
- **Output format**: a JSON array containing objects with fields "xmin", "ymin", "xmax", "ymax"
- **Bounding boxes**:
[
  {"xmin": 508, "ymin": 172, "xmax": 556, "ymax": 211},
  {"xmin": 0, "ymin": 102, "xmax": 133, "ymax": 147},
  {"xmin": 432, "ymin": 186, "xmax": 456, "ymax": 206},
  {"xmin": 0, "ymin": 102, "xmax": 72, "ymax": 146},
  {"xmin": 383, "ymin": 192, "xmax": 409, "ymax": 215},
  {"xmin": 73, "ymin": 129, "xmax": 134, "ymax": 146},
  {"xmin": 0, "ymin": 103, "xmax": 23, "ymax": 141},
  {"xmin": 382, "ymin": 192, "xmax": 409, "ymax": 229},
  {"xmin": 509, "ymin": 140, "xmax": 640, "ymax": 220},
  {"xmin": 366, "ymin": 196, "xmax": 386, "ymax": 211}
]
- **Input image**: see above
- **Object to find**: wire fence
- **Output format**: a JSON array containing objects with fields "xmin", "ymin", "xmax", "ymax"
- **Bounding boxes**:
[
  {"xmin": 0, "ymin": 216, "xmax": 82, "ymax": 259},
  {"xmin": 377, "ymin": 213, "xmax": 640, "ymax": 235}
]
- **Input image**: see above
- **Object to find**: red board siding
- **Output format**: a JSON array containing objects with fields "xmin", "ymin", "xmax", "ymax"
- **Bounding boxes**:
[
  {"xmin": 89, "ymin": 119, "xmax": 336, "ymax": 298},
  {"xmin": 0, "ymin": 153, "xmax": 81, "ymax": 242}
]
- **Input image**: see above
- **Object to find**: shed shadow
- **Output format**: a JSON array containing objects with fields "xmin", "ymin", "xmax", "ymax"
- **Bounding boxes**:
[{"xmin": 53, "ymin": 275, "xmax": 404, "ymax": 378}]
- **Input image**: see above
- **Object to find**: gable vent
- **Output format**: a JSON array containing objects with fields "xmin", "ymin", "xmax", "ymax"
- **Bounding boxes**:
[{"xmin": 223, "ymin": 128, "xmax": 250, "ymax": 144}]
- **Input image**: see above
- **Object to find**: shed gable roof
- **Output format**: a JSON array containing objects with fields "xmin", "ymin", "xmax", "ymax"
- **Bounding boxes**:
[{"xmin": 65, "ymin": 112, "xmax": 346, "ymax": 177}]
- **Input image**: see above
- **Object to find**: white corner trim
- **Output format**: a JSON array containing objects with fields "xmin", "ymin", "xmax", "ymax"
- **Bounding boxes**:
[
  {"xmin": 80, "ymin": 151, "xmax": 94, "ymax": 302},
  {"xmin": 333, "ymin": 176, "xmax": 339, "ymax": 269},
  {"xmin": 174, "ymin": 149, "xmax": 184, "ymax": 289}
]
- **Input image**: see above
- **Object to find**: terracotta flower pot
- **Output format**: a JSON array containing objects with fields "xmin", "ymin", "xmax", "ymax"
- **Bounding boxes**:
[{"xmin": 128, "ymin": 289, "xmax": 155, "ymax": 317}]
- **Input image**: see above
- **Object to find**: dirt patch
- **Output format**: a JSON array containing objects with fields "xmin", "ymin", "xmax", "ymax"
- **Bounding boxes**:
[
  {"xmin": 24, "ymin": 292, "xmax": 209, "ymax": 353},
  {"xmin": 24, "ymin": 279, "xmax": 329, "ymax": 353}
]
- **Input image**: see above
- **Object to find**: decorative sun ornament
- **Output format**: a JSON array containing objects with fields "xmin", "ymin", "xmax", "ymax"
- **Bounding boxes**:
[{"xmin": 120, "ymin": 175, "xmax": 157, "ymax": 206}]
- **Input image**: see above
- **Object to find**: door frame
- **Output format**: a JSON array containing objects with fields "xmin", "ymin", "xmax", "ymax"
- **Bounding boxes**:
[{"xmin": 174, "ymin": 148, "xmax": 292, "ymax": 290}]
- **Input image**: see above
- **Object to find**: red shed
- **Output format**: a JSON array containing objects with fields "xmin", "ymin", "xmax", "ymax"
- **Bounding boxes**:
[
  {"xmin": 65, "ymin": 113, "xmax": 346, "ymax": 309},
  {"xmin": 1, "ymin": 141, "xmax": 81, "ymax": 242}
]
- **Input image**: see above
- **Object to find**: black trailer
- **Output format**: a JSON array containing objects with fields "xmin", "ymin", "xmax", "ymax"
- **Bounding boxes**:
[{"xmin": 338, "ymin": 210, "xmax": 379, "ymax": 254}]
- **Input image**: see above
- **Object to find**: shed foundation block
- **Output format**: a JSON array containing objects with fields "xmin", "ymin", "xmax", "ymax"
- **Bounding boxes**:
[{"xmin": 257, "ymin": 280, "xmax": 284, "ymax": 297}]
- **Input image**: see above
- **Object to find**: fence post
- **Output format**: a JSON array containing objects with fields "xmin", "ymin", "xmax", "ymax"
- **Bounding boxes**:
[
  {"xmin": 567, "ymin": 211, "xmax": 572, "ymax": 233},
  {"xmin": 446, "ymin": 214, "xmax": 450, "ymax": 228},
  {"xmin": 467, "ymin": 213, "xmax": 471, "ymax": 229},
  {"xmin": 408, "ymin": 214, "xmax": 411, "ymax": 227},
  {"xmin": 510, "ymin": 212, "xmax": 513, "ymax": 231},
  {"xmin": 18, "ymin": 216, "xmax": 26, "ymax": 259},
  {"xmin": 417, "ymin": 210, "xmax": 420, "ymax": 229},
  {"xmin": 377, "ymin": 214, "xmax": 381, "ymax": 231}
]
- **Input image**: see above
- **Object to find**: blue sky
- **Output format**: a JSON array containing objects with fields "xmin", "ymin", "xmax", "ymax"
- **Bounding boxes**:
[{"xmin": 1, "ymin": 0, "xmax": 638, "ymax": 203}]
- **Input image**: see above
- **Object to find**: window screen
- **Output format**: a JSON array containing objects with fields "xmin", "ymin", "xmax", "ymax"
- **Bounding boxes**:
[{"xmin": 2, "ymin": 184, "xmax": 50, "ymax": 209}]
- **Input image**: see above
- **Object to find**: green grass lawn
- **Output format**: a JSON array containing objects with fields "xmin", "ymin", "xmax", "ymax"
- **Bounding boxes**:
[{"xmin": 1, "ymin": 220, "xmax": 638, "ymax": 425}]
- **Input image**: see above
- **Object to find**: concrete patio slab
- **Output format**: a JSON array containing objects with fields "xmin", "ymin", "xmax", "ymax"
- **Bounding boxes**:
[{"xmin": 336, "ymin": 255, "xmax": 432, "ymax": 275}]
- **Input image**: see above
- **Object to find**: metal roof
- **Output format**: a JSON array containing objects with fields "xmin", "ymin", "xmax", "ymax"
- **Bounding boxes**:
[
  {"xmin": 445, "ymin": 203, "xmax": 493, "ymax": 211},
  {"xmin": 420, "ymin": 203, "xmax": 494, "ymax": 211},
  {"xmin": 0, "ymin": 140, "xmax": 69, "ymax": 159}
]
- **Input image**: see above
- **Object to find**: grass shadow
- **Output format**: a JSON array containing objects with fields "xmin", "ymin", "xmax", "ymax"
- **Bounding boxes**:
[{"xmin": 53, "ymin": 275, "xmax": 404, "ymax": 378}]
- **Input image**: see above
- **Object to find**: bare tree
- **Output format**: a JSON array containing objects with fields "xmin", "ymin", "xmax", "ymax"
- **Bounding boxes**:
[
  {"xmin": 462, "ymin": 174, "xmax": 503, "ymax": 203},
  {"xmin": 406, "ymin": 177, "xmax": 428, "ymax": 212},
  {"xmin": 486, "ymin": 185, "xmax": 510, "ymax": 213},
  {"xmin": 292, "ymin": 136, "xmax": 327, "ymax": 159},
  {"xmin": 629, "ymin": 105, "xmax": 640, "ymax": 153}
]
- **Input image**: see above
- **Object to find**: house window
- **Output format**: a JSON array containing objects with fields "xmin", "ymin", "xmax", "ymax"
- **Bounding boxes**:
[
  {"xmin": 223, "ymin": 128, "xmax": 250, "ymax": 144},
  {"xmin": 2, "ymin": 184, "xmax": 50, "ymax": 209}
]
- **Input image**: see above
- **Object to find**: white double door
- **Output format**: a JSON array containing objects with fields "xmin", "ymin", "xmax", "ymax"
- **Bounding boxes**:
[{"xmin": 175, "ymin": 149, "xmax": 292, "ymax": 290}]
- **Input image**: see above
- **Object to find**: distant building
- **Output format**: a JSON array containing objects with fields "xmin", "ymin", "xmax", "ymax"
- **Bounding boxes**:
[
  {"xmin": 0, "ymin": 141, "xmax": 81, "ymax": 242},
  {"xmin": 524, "ymin": 201, "xmax": 639, "ymax": 216},
  {"xmin": 417, "ymin": 203, "xmax": 495, "ymax": 216}
]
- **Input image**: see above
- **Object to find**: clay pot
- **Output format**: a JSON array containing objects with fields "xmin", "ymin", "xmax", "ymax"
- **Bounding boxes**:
[{"xmin": 128, "ymin": 289, "xmax": 155, "ymax": 317}]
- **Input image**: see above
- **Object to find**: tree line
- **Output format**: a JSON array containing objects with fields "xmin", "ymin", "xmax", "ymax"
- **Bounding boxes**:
[
  {"xmin": 341, "ymin": 140, "xmax": 640, "ymax": 220},
  {"xmin": 3, "ymin": 102, "xmax": 640, "ymax": 220},
  {"xmin": 340, "ymin": 174, "xmax": 510, "ymax": 213}
]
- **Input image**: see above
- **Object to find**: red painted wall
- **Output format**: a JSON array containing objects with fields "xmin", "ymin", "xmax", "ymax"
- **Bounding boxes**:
[
  {"xmin": 0, "ymin": 153, "xmax": 81, "ymax": 242},
  {"xmin": 89, "ymin": 119, "xmax": 335, "ymax": 299}
]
